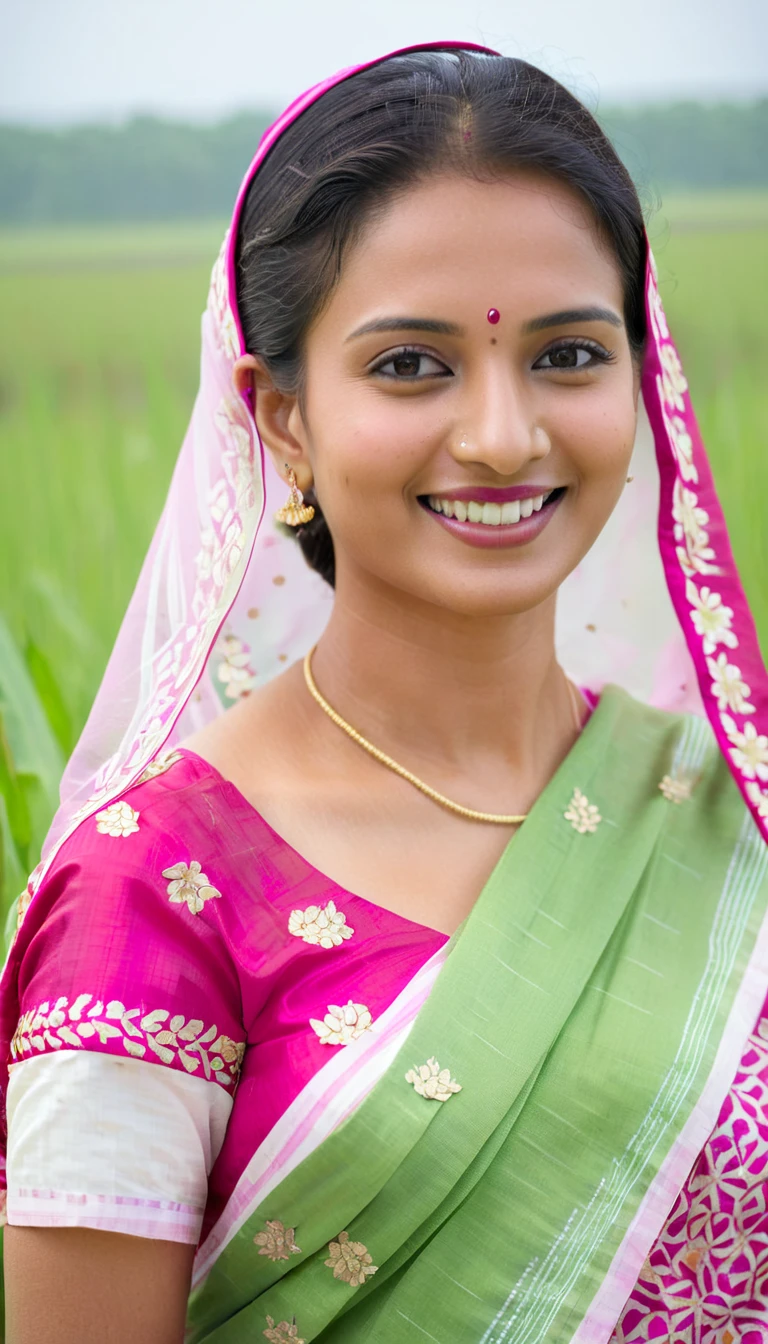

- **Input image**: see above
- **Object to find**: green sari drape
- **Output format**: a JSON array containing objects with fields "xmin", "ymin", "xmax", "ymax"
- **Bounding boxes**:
[{"xmin": 186, "ymin": 687, "xmax": 768, "ymax": 1343}]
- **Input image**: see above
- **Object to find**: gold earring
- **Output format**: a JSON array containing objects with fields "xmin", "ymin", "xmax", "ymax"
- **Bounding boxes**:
[
  {"xmin": 275, "ymin": 465, "xmax": 315, "ymax": 526},
  {"xmin": 626, "ymin": 475, "xmax": 634, "ymax": 483}
]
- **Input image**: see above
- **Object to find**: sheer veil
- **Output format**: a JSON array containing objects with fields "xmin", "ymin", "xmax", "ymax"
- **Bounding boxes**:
[{"xmin": 23, "ymin": 40, "xmax": 768, "ymax": 909}]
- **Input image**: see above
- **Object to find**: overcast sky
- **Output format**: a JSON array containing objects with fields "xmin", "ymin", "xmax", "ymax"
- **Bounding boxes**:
[{"xmin": 2, "ymin": 0, "xmax": 766, "ymax": 125}]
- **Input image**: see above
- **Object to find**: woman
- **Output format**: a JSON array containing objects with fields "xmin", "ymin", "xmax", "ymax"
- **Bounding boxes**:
[{"xmin": 2, "ymin": 41, "xmax": 767, "ymax": 1344}]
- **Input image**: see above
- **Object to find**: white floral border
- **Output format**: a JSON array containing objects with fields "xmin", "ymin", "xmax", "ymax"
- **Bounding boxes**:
[
  {"xmin": 647, "ymin": 251, "xmax": 768, "ymax": 834},
  {"xmin": 24, "ymin": 235, "xmax": 265, "ymax": 909}
]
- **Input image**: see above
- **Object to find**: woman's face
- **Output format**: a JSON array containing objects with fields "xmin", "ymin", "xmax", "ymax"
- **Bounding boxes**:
[{"xmin": 271, "ymin": 170, "xmax": 640, "ymax": 617}]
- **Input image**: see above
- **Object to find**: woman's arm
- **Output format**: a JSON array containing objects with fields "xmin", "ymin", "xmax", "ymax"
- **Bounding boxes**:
[{"xmin": 4, "ymin": 1226, "xmax": 196, "ymax": 1344}]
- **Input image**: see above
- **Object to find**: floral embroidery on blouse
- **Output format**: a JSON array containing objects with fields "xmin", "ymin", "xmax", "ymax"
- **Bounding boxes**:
[
  {"xmin": 254, "ymin": 1219, "xmax": 302, "ymax": 1262},
  {"xmin": 324, "ymin": 1230, "xmax": 378, "ymax": 1286},
  {"xmin": 564, "ymin": 788, "xmax": 602, "ymax": 834},
  {"xmin": 288, "ymin": 901, "xmax": 354, "ymax": 948},
  {"xmin": 659, "ymin": 774, "xmax": 694, "ymax": 804},
  {"xmin": 263, "ymin": 1317, "xmax": 304, "ymax": 1344},
  {"xmin": 95, "ymin": 801, "xmax": 140, "ymax": 837},
  {"xmin": 310, "ymin": 1001, "xmax": 372, "ymax": 1047},
  {"xmin": 405, "ymin": 1057, "xmax": 462, "ymax": 1102},
  {"xmin": 135, "ymin": 750, "xmax": 184, "ymax": 785},
  {"xmin": 162, "ymin": 860, "xmax": 222, "ymax": 914},
  {"xmin": 10, "ymin": 994, "xmax": 244, "ymax": 1089}
]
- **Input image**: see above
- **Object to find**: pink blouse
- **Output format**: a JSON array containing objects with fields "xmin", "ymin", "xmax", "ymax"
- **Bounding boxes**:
[{"xmin": 3, "ymin": 750, "xmax": 767, "ymax": 1341}]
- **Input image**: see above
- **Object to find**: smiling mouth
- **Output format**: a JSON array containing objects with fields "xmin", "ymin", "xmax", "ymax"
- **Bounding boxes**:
[{"xmin": 421, "ymin": 487, "xmax": 565, "ymax": 527}]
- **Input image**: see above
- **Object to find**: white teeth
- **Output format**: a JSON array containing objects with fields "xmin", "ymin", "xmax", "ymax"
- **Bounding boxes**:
[
  {"xmin": 500, "ymin": 500, "xmax": 521, "ymax": 525},
  {"xmin": 429, "ymin": 492, "xmax": 555, "ymax": 525}
]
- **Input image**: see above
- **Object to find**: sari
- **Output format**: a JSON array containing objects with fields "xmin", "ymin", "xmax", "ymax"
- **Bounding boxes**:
[{"xmin": 1, "ymin": 41, "xmax": 767, "ymax": 1344}]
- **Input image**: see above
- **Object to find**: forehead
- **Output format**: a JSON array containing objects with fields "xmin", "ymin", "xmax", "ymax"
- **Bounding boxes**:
[{"xmin": 326, "ymin": 171, "xmax": 623, "ymax": 323}]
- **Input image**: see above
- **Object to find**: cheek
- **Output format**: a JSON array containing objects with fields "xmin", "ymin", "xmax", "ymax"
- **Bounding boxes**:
[
  {"xmin": 308, "ymin": 381, "xmax": 439, "ymax": 502},
  {"xmin": 553, "ymin": 383, "xmax": 637, "ymax": 482}
]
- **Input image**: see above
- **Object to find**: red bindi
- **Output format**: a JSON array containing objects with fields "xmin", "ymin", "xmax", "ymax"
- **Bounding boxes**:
[{"xmin": 486, "ymin": 308, "xmax": 500, "ymax": 325}]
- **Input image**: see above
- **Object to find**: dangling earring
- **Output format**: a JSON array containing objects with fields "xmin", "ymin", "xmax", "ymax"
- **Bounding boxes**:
[{"xmin": 275, "ymin": 465, "xmax": 315, "ymax": 526}]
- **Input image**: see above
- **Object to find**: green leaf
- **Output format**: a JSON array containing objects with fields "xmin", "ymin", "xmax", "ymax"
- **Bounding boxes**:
[{"xmin": 24, "ymin": 638, "xmax": 74, "ymax": 756}]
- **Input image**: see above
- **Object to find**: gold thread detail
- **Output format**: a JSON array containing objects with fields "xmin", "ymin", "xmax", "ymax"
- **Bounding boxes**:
[
  {"xmin": 254, "ymin": 1220, "xmax": 301, "ymax": 1262},
  {"xmin": 324, "ymin": 1230, "xmax": 378, "ymax": 1285},
  {"xmin": 564, "ymin": 788, "xmax": 602, "ymax": 834}
]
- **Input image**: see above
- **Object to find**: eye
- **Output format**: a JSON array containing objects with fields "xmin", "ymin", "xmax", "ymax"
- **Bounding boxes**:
[
  {"xmin": 533, "ymin": 339, "xmax": 615, "ymax": 371},
  {"xmin": 370, "ymin": 346, "xmax": 452, "ymax": 380}
]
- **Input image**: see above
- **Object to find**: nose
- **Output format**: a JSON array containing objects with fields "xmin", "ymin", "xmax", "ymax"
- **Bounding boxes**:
[{"xmin": 450, "ymin": 365, "xmax": 551, "ymax": 476}]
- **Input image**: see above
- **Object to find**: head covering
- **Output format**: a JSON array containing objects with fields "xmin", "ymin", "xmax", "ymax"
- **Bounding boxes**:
[{"xmin": 27, "ymin": 40, "xmax": 768, "ymax": 900}]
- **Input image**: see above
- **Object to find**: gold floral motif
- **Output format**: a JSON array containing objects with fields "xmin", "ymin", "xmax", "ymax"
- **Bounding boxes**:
[
  {"xmin": 162, "ymin": 860, "xmax": 221, "ymax": 914},
  {"xmin": 405, "ymin": 1057, "xmax": 462, "ymax": 1102},
  {"xmin": 288, "ymin": 900, "xmax": 354, "ymax": 948},
  {"xmin": 254, "ymin": 1219, "xmax": 301, "ymax": 1262},
  {"xmin": 310, "ymin": 1001, "xmax": 372, "ymax": 1047},
  {"xmin": 95, "ymin": 801, "xmax": 140, "ymax": 837},
  {"xmin": 263, "ymin": 1317, "xmax": 304, "ymax": 1344},
  {"xmin": 324, "ymin": 1230, "xmax": 378, "ymax": 1286},
  {"xmin": 11, "ymin": 994, "xmax": 244, "ymax": 1089},
  {"xmin": 135, "ymin": 750, "xmax": 184, "ymax": 785},
  {"xmin": 564, "ymin": 788, "xmax": 602, "ymax": 834},
  {"xmin": 659, "ymin": 774, "xmax": 694, "ymax": 804}
]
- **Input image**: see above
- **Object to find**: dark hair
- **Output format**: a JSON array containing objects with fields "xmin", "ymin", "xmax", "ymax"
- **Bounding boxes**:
[{"xmin": 236, "ymin": 47, "xmax": 647, "ymax": 588}]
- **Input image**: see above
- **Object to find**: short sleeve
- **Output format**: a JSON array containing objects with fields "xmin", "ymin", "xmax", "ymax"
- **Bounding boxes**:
[
  {"xmin": 0, "ymin": 764, "xmax": 246, "ymax": 1239},
  {"xmin": 6, "ymin": 1051, "xmax": 232, "ymax": 1242}
]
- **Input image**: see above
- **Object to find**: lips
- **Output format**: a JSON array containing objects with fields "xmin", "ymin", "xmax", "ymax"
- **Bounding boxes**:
[
  {"xmin": 419, "ymin": 487, "xmax": 565, "ymax": 548},
  {"xmin": 427, "ymin": 490, "xmax": 553, "ymax": 526}
]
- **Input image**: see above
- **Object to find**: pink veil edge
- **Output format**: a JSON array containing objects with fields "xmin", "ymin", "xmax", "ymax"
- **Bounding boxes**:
[{"xmin": 19, "ymin": 38, "xmax": 768, "ymax": 913}]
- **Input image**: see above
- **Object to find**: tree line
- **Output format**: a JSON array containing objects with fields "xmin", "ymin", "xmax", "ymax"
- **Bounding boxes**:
[{"xmin": 0, "ymin": 100, "xmax": 765, "ymax": 224}]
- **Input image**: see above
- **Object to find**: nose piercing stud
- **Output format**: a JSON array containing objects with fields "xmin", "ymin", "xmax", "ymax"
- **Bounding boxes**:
[{"xmin": 486, "ymin": 308, "xmax": 500, "ymax": 325}]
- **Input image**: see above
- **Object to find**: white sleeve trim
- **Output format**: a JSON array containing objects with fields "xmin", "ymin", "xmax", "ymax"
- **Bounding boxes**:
[{"xmin": 6, "ymin": 1051, "xmax": 233, "ymax": 1243}]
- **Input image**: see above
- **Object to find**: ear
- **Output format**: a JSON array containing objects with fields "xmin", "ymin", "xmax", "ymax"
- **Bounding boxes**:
[{"xmin": 233, "ymin": 355, "xmax": 313, "ymax": 491}]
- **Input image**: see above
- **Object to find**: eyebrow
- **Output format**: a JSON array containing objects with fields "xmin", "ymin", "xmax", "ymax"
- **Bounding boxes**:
[
  {"xmin": 346, "ymin": 317, "xmax": 464, "ymax": 341},
  {"xmin": 521, "ymin": 306, "xmax": 623, "ymax": 333},
  {"xmin": 346, "ymin": 306, "xmax": 622, "ymax": 342}
]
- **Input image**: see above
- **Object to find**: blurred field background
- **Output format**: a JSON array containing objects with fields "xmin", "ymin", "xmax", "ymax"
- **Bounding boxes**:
[{"xmin": 1, "ymin": 158, "xmax": 767, "ymax": 919}]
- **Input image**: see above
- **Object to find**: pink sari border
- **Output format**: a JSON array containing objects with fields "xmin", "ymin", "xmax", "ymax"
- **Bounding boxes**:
[{"xmin": 642, "ymin": 253, "xmax": 768, "ymax": 842}]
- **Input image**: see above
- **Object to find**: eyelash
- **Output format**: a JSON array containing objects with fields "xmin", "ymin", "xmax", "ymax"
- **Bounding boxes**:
[
  {"xmin": 369, "ymin": 338, "xmax": 616, "ymax": 380},
  {"xmin": 535, "ymin": 338, "xmax": 617, "ymax": 370}
]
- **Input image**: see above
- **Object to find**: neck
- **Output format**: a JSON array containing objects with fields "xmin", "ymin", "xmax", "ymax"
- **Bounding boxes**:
[{"xmin": 311, "ymin": 569, "xmax": 577, "ymax": 786}]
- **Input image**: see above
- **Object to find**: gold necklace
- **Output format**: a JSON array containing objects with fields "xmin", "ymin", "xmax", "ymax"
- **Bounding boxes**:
[{"xmin": 303, "ymin": 645, "xmax": 581, "ymax": 822}]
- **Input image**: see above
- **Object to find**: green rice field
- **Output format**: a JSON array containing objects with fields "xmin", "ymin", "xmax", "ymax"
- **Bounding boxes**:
[{"xmin": 0, "ymin": 192, "xmax": 767, "ymax": 754}]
